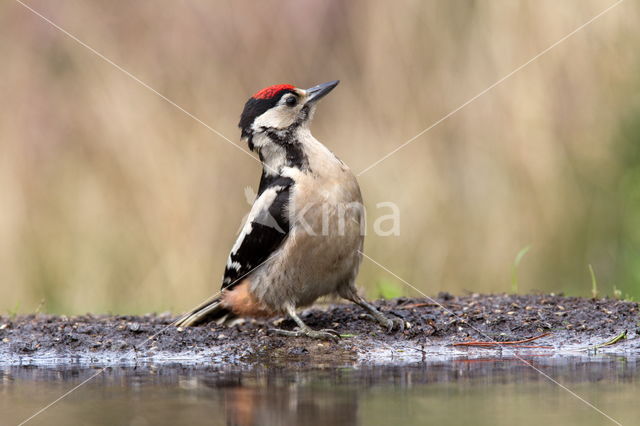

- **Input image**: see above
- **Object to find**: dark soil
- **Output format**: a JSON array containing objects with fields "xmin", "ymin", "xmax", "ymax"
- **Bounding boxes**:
[{"xmin": 1, "ymin": 294, "xmax": 639, "ymax": 366}]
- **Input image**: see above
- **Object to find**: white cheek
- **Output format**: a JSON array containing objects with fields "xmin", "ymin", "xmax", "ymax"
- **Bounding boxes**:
[{"xmin": 252, "ymin": 106, "xmax": 296, "ymax": 130}]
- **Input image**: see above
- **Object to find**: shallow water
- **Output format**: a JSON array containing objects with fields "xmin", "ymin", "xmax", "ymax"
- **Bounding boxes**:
[{"xmin": 3, "ymin": 355, "xmax": 639, "ymax": 426}]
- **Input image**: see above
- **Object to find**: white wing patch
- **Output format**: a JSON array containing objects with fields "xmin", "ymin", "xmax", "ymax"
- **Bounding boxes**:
[
  {"xmin": 222, "ymin": 183, "xmax": 291, "ymax": 289},
  {"xmin": 226, "ymin": 261, "xmax": 242, "ymax": 271},
  {"xmin": 230, "ymin": 186, "xmax": 283, "ymax": 256}
]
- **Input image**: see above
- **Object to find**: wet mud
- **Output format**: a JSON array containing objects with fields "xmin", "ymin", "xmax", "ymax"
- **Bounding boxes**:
[{"xmin": 1, "ymin": 294, "xmax": 638, "ymax": 366}]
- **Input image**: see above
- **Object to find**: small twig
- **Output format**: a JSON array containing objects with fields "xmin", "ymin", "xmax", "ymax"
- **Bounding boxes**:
[
  {"xmin": 509, "ymin": 345, "xmax": 553, "ymax": 349},
  {"xmin": 578, "ymin": 330, "xmax": 627, "ymax": 352},
  {"xmin": 458, "ymin": 344, "xmax": 553, "ymax": 350},
  {"xmin": 451, "ymin": 332, "xmax": 551, "ymax": 347},
  {"xmin": 398, "ymin": 302, "xmax": 439, "ymax": 309},
  {"xmin": 34, "ymin": 299, "xmax": 46, "ymax": 315}
]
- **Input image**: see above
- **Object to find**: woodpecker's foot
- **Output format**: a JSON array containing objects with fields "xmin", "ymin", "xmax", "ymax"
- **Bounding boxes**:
[
  {"xmin": 363, "ymin": 312, "xmax": 405, "ymax": 333},
  {"xmin": 345, "ymin": 293, "xmax": 405, "ymax": 333},
  {"xmin": 276, "ymin": 305, "xmax": 342, "ymax": 342},
  {"xmin": 269, "ymin": 327, "xmax": 341, "ymax": 342}
]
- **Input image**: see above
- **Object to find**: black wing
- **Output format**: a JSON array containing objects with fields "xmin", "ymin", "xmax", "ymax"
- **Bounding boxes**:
[{"xmin": 222, "ymin": 180, "xmax": 292, "ymax": 290}]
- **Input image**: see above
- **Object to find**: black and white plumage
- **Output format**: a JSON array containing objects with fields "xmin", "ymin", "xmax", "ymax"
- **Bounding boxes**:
[
  {"xmin": 221, "ymin": 177, "xmax": 292, "ymax": 289},
  {"xmin": 176, "ymin": 81, "xmax": 404, "ymax": 340}
]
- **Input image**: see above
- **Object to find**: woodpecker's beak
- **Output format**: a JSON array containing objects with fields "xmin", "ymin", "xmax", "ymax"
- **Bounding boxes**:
[{"xmin": 305, "ymin": 80, "xmax": 339, "ymax": 105}]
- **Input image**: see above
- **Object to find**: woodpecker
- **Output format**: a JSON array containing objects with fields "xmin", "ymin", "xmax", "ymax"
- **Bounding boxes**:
[{"xmin": 175, "ymin": 80, "xmax": 404, "ymax": 340}]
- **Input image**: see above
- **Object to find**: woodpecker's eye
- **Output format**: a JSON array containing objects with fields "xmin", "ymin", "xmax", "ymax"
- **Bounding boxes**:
[{"xmin": 285, "ymin": 96, "xmax": 297, "ymax": 107}]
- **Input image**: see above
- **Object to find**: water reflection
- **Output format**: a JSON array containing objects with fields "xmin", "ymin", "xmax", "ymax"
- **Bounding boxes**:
[
  {"xmin": 219, "ymin": 383, "xmax": 358, "ymax": 426},
  {"xmin": 2, "ymin": 356, "xmax": 639, "ymax": 426}
]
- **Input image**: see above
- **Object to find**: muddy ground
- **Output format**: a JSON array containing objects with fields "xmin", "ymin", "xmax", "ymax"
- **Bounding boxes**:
[{"xmin": 1, "ymin": 294, "xmax": 639, "ymax": 366}]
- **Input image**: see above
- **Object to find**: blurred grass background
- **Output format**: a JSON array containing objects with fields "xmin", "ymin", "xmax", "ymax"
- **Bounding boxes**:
[{"xmin": 1, "ymin": 0, "xmax": 640, "ymax": 315}]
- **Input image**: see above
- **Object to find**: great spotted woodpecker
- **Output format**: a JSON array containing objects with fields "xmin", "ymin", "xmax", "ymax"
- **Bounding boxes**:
[{"xmin": 175, "ymin": 81, "xmax": 404, "ymax": 340}]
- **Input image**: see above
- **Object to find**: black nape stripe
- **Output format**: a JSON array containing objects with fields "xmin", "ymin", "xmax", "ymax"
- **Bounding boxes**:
[{"xmin": 257, "ymin": 175, "xmax": 294, "ymax": 196}]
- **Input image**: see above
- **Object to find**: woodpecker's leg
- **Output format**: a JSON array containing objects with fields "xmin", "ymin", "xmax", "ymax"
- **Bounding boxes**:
[
  {"xmin": 343, "ymin": 290, "xmax": 405, "ymax": 333},
  {"xmin": 270, "ymin": 305, "xmax": 341, "ymax": 342}
]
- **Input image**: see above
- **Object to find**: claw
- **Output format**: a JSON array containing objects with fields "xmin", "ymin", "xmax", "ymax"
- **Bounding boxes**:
[
  {"xmin": 389, "ymin": 317, "xmax": 405, "ymax": 333},
  {"xmin": 378, "ymin": 315, "xmax": 405, "ymax": 333},
  {"xmin": 320, "ymin": 328, "xmax": 342, "ymax": 337},
  {"xmin": 349, "ymin": 295, "xmax": 406, "ymax": 334}
]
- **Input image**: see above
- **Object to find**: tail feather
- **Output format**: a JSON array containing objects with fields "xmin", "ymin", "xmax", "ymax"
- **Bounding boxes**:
[{"xmin": 175, "ymin": 296, "xmax": 234, "ymax": 327}]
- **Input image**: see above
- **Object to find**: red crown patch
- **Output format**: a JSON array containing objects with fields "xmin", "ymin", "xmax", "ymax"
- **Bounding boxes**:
[{"xmin": 252, "ymin": 84, "xmax": 296, "ymax": 99}]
